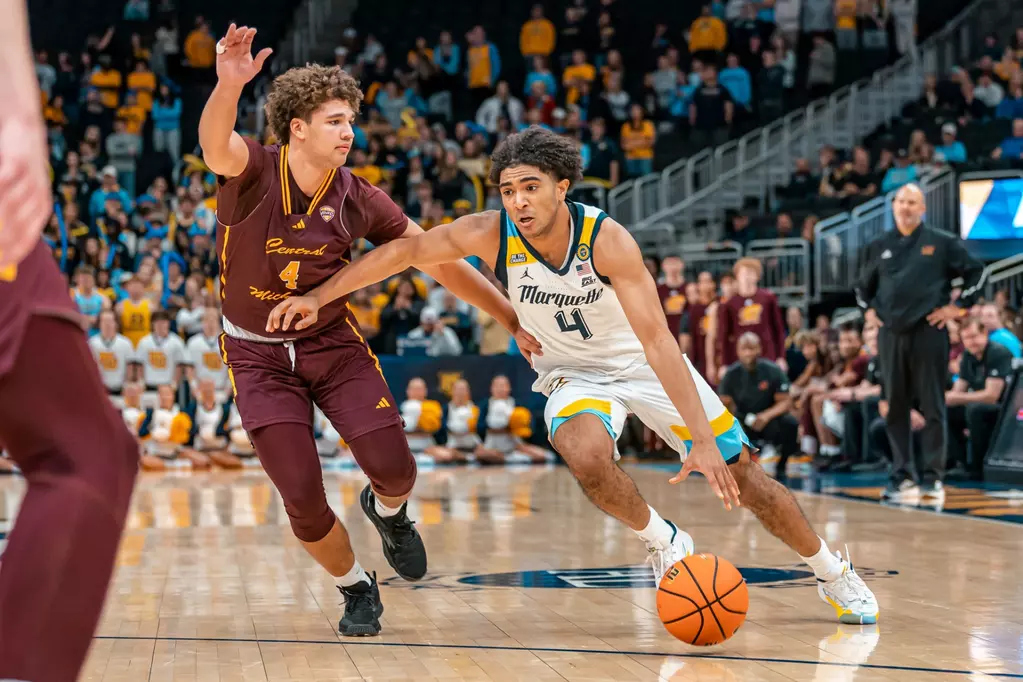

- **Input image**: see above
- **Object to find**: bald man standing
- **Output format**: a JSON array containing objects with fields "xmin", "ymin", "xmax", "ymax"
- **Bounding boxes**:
[{"xmin": 856, "ymin": 184, "xmax": 985, "ymax": 502}]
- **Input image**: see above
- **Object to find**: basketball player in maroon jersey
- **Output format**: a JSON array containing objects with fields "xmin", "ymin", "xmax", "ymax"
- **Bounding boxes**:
[
  {"xmin": 0, "ymin": 2, "xmax": 140, "ymax": 679},
  {"xmin": 199, "ymin": 25, "xmax": 538, "ymax": 636},
  {"xmin": 715, "ymin": 258, "xmax": 787, "ymax": 382},
  {"xmin": 686, "ymin": 271, "xmax": 718, "ymax": 379}
]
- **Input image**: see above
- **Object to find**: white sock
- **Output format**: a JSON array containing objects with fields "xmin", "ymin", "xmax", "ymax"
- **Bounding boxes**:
[
  {"xmin": 634, "ymin": 505, "xmax": 676, "ymax": 551},
  {"xmin": 800, "ymin": 537, "xmax": 845, "ymax": 582},
  {"xmin": 375, "ymin": 496, "xmax": 402, "ymax": 518},
  {"xmin": 820, "ymin": 444, "xmax": 842, "ymax": 457},
  {"xmin": 801, "ymin": 435, "xmax": 818, "ymax": 455},
  {"xmin": 334, "ymin": 560, "xmax": 370, "ymax": 588}
]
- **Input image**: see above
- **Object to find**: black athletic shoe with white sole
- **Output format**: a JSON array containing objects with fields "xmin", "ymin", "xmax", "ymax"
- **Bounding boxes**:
[
  {"xmin": 338, "ymin": 573, "xmax": 384, "ymax": 637},
  {"xmin": 360, "ymin": 484, "xmax": 428, "ymax": 581}
]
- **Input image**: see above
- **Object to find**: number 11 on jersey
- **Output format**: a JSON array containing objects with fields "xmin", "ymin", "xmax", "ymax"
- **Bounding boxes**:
[{"xmin": 556, "ymin": 308, "xmax": 592, "ymax": 340}]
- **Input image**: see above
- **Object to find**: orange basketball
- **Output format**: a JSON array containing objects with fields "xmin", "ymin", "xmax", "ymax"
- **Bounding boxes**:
[{"xmin": 656, "ymin": 553, "xmax": 748, "ymax": 646}]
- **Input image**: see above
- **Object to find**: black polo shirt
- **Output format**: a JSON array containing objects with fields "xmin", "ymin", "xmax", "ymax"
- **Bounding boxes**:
[
  {"xmin": 719, "ymin": 359, "xmax": 789, "ymax": 417},
  {"xmin": 959, "ymin": 341, "xmax": 1013, "ymax": 397}
]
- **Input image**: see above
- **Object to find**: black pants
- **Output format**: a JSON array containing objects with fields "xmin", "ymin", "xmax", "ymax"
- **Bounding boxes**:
[
  {"xmin": 869, "ymin": 415, "xmax": 923, "ymax": 462},
  {"xmin": 841, "ymin": 396, "xmax": 881, "ymax": 464},
  {"xmin": 878, "ymin": 323, "xmax": 949, "ymax": 486},
  {"xmin": 749, "ymin": 414, "xmax": 799, "ymax": 475},
  {"xmin": 947, "ymin": 403, "xmax": 1002, "ymax": 477}
]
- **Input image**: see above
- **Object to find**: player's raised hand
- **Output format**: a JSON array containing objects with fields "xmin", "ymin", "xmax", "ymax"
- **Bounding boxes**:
[
  {"xmin": 267, "ymin": 295, "xmax": 320, "ymax": 333},
  {"xmin": 216, "ymin": 24, "xmax": 273, "ymax": 88},
  {"xmin": 0, "ymin": 113, "xmax": 53, "ymax": 269},
  {"xmin": 670, "ymin": 441, "xmax": 741, "ymax": 511}
]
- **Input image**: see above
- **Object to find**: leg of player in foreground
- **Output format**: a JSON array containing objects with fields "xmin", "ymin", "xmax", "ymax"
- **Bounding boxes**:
[{"xmin": 0, "ymin": 316, "xmax": 139, "ymax": 680}]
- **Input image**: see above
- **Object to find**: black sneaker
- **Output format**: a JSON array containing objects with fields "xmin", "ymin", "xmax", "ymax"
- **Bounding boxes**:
[
  {"xmin": 338, "ymin": 573, "xmax": 384, "ymax": 637},
  {"xmin": 360, "ymin": 484, "xmax": 428, "ymax": 581}
]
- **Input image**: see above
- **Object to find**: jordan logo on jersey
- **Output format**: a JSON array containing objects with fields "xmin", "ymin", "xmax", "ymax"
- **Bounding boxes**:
[{"xmin": 518, "ymin": 284, "xmax": 604, "ymax": 308}]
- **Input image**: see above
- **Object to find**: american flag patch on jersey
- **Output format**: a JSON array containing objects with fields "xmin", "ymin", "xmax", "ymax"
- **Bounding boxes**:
[{"xmin": 576, "ymin": 262, "xmax": 592, "ymax": 275}]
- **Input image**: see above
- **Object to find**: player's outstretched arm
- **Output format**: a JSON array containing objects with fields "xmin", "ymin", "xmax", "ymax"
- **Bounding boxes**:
[
  {"xmin": 593, "ymin": 220, "xmax": 740, "ymax": 509},
  {"xmin": 0, "ymin": 0, "xmax": 53, "ymax": 269},
  {"xmin": 198, "ymin": 24, "xmax": 272, "ymax": 178},
  {"xmin": 266, "ymin": 212, "xmax": 542, "ymax": 360}
]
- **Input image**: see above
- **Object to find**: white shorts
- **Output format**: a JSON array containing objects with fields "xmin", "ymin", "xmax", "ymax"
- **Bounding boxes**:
[{"xmin": 543, "ymin": 359, "xmax": 750, "ymax": 463}]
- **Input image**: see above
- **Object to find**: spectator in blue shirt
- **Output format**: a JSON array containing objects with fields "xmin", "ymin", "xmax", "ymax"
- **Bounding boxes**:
[
  {"xmin": 995, "ymin": 80, "xmax": 1023, "ymax": 119},
  {"xmin": 151, "ymin": 84, "xmax": 182, "ymax": 161},
  {"xmin": 981, "ymin": 304, "xmax": 1022, "ymax": 358},
  {"xmin": 524, "ymin": 56, "xmax": 558, "ymax": 98},
  {"xmin": 433, "ymin": 31, "xmax": 461, "ymax": 76},
  {"xmin": 89, "ymin": 166, "xmax": 133, "ymax": 219},
  {"xmin": 72, "ymin": 265, "xmax": 109, "ymax": 335},
  {"xmin": 719, "ymin": 53, "xmax": 752, "ymax": 111},
  {"xmin": 934, "ymin": 122, "xmax": 967, "ymax": 164},
  {"xmin": 881, "ymin": 150, "xmax": 919, "ymax": 193},
  {"xmin": 992, "ymin": 118, "xmax": 1023, "ymax": 161}
]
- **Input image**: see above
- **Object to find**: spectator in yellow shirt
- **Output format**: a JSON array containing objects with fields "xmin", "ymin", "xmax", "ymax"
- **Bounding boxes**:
[
  {"xmin": 562, "ymin": 49, "xmax": 596, "ymax": 105},
  {"xmin": 127, "ymin": 60, "xmax": 157, "ymax": 111},
  {"xmin": 688, "ymin": 5, "xmax": 727, "ymax": 54},
  {"xmin": 184, "ymin": 17, "xmax": 216, "ymax": 69},
  {"xmin": 620, "ymin": 104, "xmax": 656, "ymax": 177},
  {"xmin": 90, "ymin": 58, "xmax": 122, "ymax": 109},
  {"xmin": 520, "ymin": 4, "xmax": 556, "ymax": 59},
  {"xmin": 117, "ymin": 92, "xmax": 147, "ymax": 135},
  {"xmin": 350, "ymin": 149, "xmax": 384, "ymax": 185}
]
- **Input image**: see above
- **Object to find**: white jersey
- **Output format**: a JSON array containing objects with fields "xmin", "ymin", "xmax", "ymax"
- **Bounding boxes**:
[
  {"xmin": 193, "ymin": 400, "xmax": 230, "ymax": 450},
  {"xmin": 89, "ymin": 334, "xmax": 136, "ymax": 392},
  {"xmin": 136, "ymin": 332, "xmax": 187, "ymax": 388},
  {"xmin": 186, "ymin": 334, "xmax": 229, "ymax": 391},
  {"xmin": 497, "ymin": 201, "xmax": 646, "ymax": 394}
]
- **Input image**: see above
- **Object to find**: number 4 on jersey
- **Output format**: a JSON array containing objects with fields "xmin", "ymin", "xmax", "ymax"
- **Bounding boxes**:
[
  {"xmin": 556, "ymin": 308, "xmax": 592, "ymax": 340},
  {"xmin": 279, "ymin": 261, "xmax": 300, "ymax": 290}
]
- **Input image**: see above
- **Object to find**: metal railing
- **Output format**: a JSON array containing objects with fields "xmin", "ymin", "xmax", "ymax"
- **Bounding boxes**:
[
  {"xmin": 658, "ymin": 242, "xmax": 744, "ymax": 282},
  {"xmin": 624, "ymin": 0, "xmax": 997, "ymax": 237},
  {"xmin": 746, "ymin": 239, "xmax": 811, "ymax": 300},
  {"xmin": 813, "ymin": 168, "xmax": 958, "ymax": 298},
  {"xmin": 985, "ymin": 254, "xmax": 1023, "ymax": 306}
]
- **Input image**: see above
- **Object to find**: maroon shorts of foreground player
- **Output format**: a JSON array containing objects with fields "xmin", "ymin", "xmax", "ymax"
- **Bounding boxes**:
[
  {"xmin": 221, "ymin": 315, "xmax": 402, "ymax": 438},
  {"xmin": 0, "ymin": 246, "xmax": 138, "ymax": 682}
]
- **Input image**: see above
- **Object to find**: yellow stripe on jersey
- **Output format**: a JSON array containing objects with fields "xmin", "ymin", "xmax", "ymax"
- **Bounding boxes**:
[
  {"xmin": 219, "ymin": 224, "xmax": 230, "ymax": 301},
  {"xmin": 670, "ymin": 410, "xmax": 734, "ymax": 441},
  {"xmin": 218, "ymin": 332, "xmax": 237, "ymax": 396},
  {"xmin": 345, "ymin": 303, "xmax": 384, "ymax": 377},
  {"xmin": 279, "ymin": 144, "xmax": 291, "ymax": 215},
  {"xmin": 505, "ymin": 236, "xmax": 538, "ymax": 268},
  {"xmin": 556, "ymin": 398, "xmax": 612, "ymax": 418},
  {"xmin": 294, "ymin": 168, "xmax": 337, "ymax": 230},
  {"xmin": 578, "ymin": 212, "xmax": 598, "ymax": 250}
]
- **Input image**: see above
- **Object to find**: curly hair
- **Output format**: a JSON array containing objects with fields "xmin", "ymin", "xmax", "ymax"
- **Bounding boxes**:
[
  {"xmin": 264, "ymin": 64, "xmax": 363, "ymax": 144},
  {"xmin": 488, "ymin": 125, "xmax": 583, "ymax": 186}
]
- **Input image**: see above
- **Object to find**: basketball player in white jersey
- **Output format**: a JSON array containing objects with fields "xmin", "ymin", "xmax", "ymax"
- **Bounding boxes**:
[
  {"xmin": 267, "ymin": 127, "xmax": 879, "ymax": 625},
  {"xmin": 185, "ymin": 307, "xmax": 229, "ymax": 395},
  {"xmin": 89, "ymin": 309, "xmax": 137, "ymax": 396},
  {"xmin": 136, "ymin": 310, "xmax": 187, "ymax": 391}
]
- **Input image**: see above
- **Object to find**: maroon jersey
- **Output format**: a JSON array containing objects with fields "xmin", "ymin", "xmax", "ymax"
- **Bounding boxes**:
[
  {"xmin": 0, "ymin": 241, "xmax": 79, "ymax": 377},
  {"xmin": 686, "ymin": 298, "xmax": 715, "ymax": 375},
  {"xmin": 656, "ymin": 282, "xmax": 686, "ymax": 337},
  {"xmin": 716, "ymin": 288, "xmax": 786, "ymax": 368},
  {"xmin": 215, "ymin": 138, "xmax": 408, "ymax": 338}
]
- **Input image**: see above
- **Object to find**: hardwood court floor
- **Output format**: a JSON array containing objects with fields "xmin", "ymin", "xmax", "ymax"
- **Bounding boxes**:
[{"xmin": 2, "ymin": 464, "xmax": 1022, "ymax": 681}]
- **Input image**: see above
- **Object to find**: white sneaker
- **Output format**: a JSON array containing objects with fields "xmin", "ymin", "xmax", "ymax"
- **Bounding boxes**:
[
  {"xmin": 648, "ymin": 521, "xmax": 695, "ymax": 584},
  {"xmin": 818, "ymin": 550, "xmax": 879, "ymax": 625},
  {"xmin": 881, "ymin": 479, "xmax": 920, "ymax": 502}
]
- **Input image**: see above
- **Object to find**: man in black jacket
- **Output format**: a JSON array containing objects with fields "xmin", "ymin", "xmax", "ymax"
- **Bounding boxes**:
[{"xmin": 855, "ymin": 184, "xmax": 986, "ymax": 502}]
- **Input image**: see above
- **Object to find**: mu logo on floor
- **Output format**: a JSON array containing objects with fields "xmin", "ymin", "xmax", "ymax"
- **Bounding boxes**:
[{"xmin": 380, "ymin": 565, "xmax": 899, "ymax": 591}]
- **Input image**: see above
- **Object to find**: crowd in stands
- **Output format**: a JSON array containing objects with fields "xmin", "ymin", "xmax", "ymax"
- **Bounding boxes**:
[
  {"xmin": 652, "ymin": 256, "xmax": 1023, "ymax": 481},
  {"xmin": 12, "ymin": 3, "xmax": 1022, "ymax": 479}
]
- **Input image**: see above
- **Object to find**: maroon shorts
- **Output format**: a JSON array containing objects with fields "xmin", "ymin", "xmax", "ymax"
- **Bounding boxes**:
[
  {"xmin": 0, "ymin": 243, "xmax": 78, "ymax": 378},
  {"xmin": 221, "ymin": 316, "xmax": 401, "ymax": 439}
]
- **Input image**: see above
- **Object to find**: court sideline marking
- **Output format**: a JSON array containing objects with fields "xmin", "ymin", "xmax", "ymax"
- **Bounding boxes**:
[{"xmin": 92, "ymin": 635, "xmax": 1023, "ymax": 679}]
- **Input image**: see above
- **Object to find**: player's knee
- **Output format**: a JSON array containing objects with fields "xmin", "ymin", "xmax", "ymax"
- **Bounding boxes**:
[
  {"xmin": 283, "ymin": 490, "xmax": 336, "ymax": 543},
  {"xmin": 349, "ymin": 425, "xmax": 417, "ymax": 498},
  {"xmin": 553, "ymin": 416, "xmax": 614, "ymax": 486}
]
